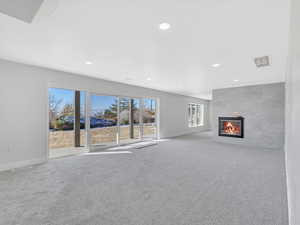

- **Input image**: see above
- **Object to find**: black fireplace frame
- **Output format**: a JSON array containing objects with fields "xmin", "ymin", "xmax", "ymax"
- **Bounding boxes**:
[{"xmin": 218, "ymin": 117, "xmax": 244, "ymax": 138}]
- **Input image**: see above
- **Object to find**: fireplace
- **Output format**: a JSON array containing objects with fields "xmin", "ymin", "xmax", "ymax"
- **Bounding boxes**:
[{"xmin": 219, "ymin": 117, "xmax": 244, "ymax": 138}]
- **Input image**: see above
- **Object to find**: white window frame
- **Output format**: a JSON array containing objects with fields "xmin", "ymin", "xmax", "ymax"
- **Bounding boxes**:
[{"xmin": 47, "ymin": 86, "xmax": 160, "ymax": 158}]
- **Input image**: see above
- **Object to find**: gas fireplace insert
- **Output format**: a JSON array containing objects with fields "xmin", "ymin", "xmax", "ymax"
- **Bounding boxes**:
[{"xmin": 218, "ymin": 117, "xmax": 244, "ymax": 138}]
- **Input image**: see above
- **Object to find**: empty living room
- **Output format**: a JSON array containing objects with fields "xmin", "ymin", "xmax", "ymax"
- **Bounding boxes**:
[{"xmin": 0, "ymin": 0, "xmax": 299, "ymax": 225}]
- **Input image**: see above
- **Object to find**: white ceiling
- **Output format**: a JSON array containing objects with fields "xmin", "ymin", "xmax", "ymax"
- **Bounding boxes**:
[{"xmin": 0, "ymin": 0, "xmax": 290, "ymax": 99}]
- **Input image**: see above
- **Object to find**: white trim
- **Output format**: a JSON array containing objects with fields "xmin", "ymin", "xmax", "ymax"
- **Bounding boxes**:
[
  {"xmin": 85, "ymin": 91, "xmax": 91, "ymax": 149},
  {"xmin": 117, "ymin": 97, "xmax": 120, "ymax": 145},
  {"xmin": 160, "ymin": 129, "xmax": 210, "ymax": 139},
  {"xmin": 140, "ymin": 98, "xmax": 144, "ymax": 140},
  {"xmin": 285, "ymin": 53, "xmax": 293, "ymax": 225},
  {"xmin": 46, "ymin": 84, "xmax": 50, "ymax": 159},
  {"xmin": 0, "ymin": 158, "xmax": 47, "ymax": 172},
  {"xmin": 156, "ymin": 98, "xmax": 160, "ymax": 139},
  {"xmin": 82, "ymin": 151, "xmax": 132, "ymax": 155}
]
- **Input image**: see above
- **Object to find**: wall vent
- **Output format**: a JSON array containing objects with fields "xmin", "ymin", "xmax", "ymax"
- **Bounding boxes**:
[{"xmin": 254, "ymin": 56, "xmax": 270, "ymax": 68}]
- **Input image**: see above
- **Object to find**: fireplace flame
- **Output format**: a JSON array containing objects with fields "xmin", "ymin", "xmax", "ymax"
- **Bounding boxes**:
[{"xmin": 224, "ymin": 122, "xmax": 240, "ymax": 135}]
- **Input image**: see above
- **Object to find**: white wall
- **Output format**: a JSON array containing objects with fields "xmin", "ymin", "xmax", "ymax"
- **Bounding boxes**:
[
  {"xmin": 0, "ymin": 59, "xmax": 210, "ymax": 171},
  {"xmin": 285, "ymin": 0, "xmax": 300, "ymax": 223}
]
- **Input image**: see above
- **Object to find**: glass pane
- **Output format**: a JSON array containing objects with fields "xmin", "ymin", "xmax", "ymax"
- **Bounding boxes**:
[
  {"xmin": 80, "ymin": 91, "xmax": 86, "ymax": 146},
  {"xmin": 143, "ymin": 98, "xmax": 156, "ymax": 139},
  {"xmin": 90, "ymin": 95, "xmax": 118, "ymax": 146},
  {"xmin": 197, "ymin": 104, "xmax": 204, "ymax": 126},
  {"xmin": 197, "ymin": 105, "xmax": 200, "ymax": 126},
  {"xmin": 132, "ymin": 99, "xmax": 141, "ymax": 140},
  {"xmin": 192, "ymin": 104, "xmax": 197, "ymax": 127},
  {"xmin": 120, "ymin": 98, "xmax": 141, "ymax": 143},
  {"xmin": 188, "ymin": 104, "xmax": 192, "ymax": 127},
  {"xmin": 119, "ymin": 98, "xmax": 130, "ymax": 141},
  {"xmin": 48, "ymin": 88, "xmax": 75, "ymax": 149}
]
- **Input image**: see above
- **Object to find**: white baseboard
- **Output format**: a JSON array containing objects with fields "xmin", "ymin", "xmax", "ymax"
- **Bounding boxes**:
[
  {"xmin": 0, "ymin": 158, "xmax": 47, "ymax": 172},
  {"xmin": 161, "ymin": 129, "xmax": 211, "ymax": 139}
]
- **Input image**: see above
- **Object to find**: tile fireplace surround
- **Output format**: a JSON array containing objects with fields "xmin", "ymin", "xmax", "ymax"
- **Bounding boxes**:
[{"xmin": 212, "ymin": 83, "xmax": 285, "ymax": 149}]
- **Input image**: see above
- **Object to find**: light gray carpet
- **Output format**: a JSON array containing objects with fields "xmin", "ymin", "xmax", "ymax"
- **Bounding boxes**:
[{"xmin": 0, "ymin": 133, "xmax": 288, "ymax": 225}]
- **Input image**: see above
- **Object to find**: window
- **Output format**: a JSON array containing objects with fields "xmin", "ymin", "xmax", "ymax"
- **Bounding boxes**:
[
  {"xmin": 48, "ymin": 88, "xmax": 87, "ymax": 159},
  {"xmin": 49, "ymin": 89, "xmax": 159, "ymax": 153},
  {"xmin": 90, "ymin": 95, "xmax": 118, "ymax": 146},
  {"xmin": 143, "ymin": 98, "xmax": 157, "ymax": 140},
  {"xmin": 89, "ymin": 95, "xmax": 158, "ymax": 147},
  {"xmin": 49, "ymin": 88, "xmax": 75, "ymax": 149},
  {"xmin": 119, "ymin": 98, "xmax": 142, "ymax": 143},
  {"xmin": 188, "ymin": 103, "xmax": 204, "ymax": 127}
]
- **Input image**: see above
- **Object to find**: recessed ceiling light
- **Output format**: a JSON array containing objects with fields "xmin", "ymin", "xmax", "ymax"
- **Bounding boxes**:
[
  {"xmin": 233, "ymin": 79, "xmax": 239, "ymax": 82},
  {"xmin": 159, "ymin": 23, "xmax": 171, "ymax": 30},
  {"xmin": 211, "ymin": 63, "xmax": 221, "ymax": 68},
  {"xmin": 85, "ymin": 61, "xmax": 93, "ymax": 65},
  {"xmin": 146, "ymin": 77, "xmax": 152, "ymax": 81}
]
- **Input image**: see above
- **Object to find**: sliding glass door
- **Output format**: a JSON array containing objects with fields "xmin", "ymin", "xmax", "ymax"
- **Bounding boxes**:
[
  {"xmin": 132, "ymin": 98, "xmax": 142, "ymax": 140},
  {"xmin": 90, "ymin": 95, "xmax": 118, "ymax": 147},
  {"xmin": 49, "ymin": 88, "xmax": 75, "ymax": 149},
  {"xmin": 142, "ymin": 98, "xmax": 157, "ymax": 140},
  {"xmin": 119, "ymin": 98, "xmax": 141, "ymax": 144},
  {"xmin": 48, "ymin": 88, "xmax": 87, "ymax": 158},
  {"xmin": 89, "ymin": 95, "xmax": 157, "ymax": 147},
  {"xmin": 49, "ymin": 90, "xmax": 159, "ymax": 154},
  {"xmin": 79, "ymin": 91, "xmax": 86, "ymax": 146}
]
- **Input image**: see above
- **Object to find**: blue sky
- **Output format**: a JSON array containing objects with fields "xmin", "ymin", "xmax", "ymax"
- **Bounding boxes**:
[
  {"xmin": 91, "ymin": 95, "xmax": 117, "ymax": 113},
  {"xmin": 49, "ymin": 88, "xmax": 155, "ymax": 113},
  {"xmin": 49, "ymin": 88, "xmax": 74, "ymax": 111},
  {"xmin": 49, "ymin": 88, "xmax": 116, "ymax": 113}
]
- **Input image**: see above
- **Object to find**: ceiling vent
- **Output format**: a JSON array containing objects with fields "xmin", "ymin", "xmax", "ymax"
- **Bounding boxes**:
[{"xmin": 254, "ymin": 56, "xmax": 270, "ymax": 68}]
